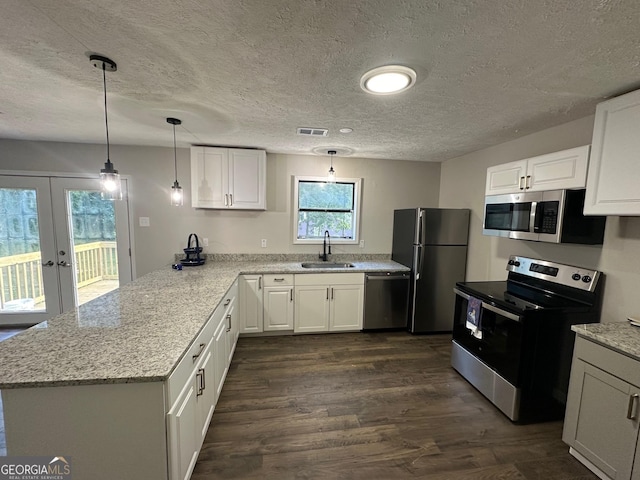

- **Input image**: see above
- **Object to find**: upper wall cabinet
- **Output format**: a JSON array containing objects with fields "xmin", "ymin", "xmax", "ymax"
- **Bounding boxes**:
[
  {"xmin": 584, "ymin": 89, "xmax": 640, "ymax": 215},
  {"xmin": 485, "ymin": 145, "xmax": 590, "ymax": 195},
  {"xmin": 190, "ymin": 147, "xmax": 266, "ymax": 210}
]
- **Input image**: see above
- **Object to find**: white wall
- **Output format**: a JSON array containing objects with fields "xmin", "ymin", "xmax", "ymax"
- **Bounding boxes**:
[
  {"xmin": 439, "ymin": 115, "xmax": 640, "ymax": 324},
  {"xmin": 0, "ymin": 139, "xmax": 441, "ymax": 276}
]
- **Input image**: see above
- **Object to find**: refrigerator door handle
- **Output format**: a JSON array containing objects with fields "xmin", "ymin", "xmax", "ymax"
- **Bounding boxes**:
[
  {"xmin": 414, "ymin": 245, "xmax": 424, "ymax": 280},
  {"xmin": 417, "ymin": 209, "xmax": 424, "ymax": 245}
]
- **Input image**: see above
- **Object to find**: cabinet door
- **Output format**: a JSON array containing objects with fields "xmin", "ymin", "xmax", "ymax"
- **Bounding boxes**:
[
  {"xmin": 225, "ymin": 304, "xmax": 236, "ymax": 364},
  {"xmin": 485, "ymin": 160, "xmax": 527, "ymax": 195},
  {"xmin": 264, "ymin": 286, "xmax": 294, "ymax": 331},
  {"xmin": 213, "ymin": 319, "xmax": 228, "ymax": 403},
  {"xmin": 228, "ymin": 149, "xmax": 266, "ymax": 210},
  {"xmin": 195, "ymin": 347, "xmax": 215, "ymax": 447},
  {"xmin": 190, "ymin": 147, "xmax": 228, "ymax": 208},
  {"xmin": 167, "ymin": 383, "xmax": 198, "ymax": 480},
  {"xmin": 527, "ymin": 145, "xmax": 589, "ymax": 192},
  {"xmin": 564, "ymin": 359, "xmax": 639, "ymax": 479},
  {"xmin": 239, "ymin": 275, "xmax": 263, "ymax": 333},
  {"xmin": 585, "ymin": 89, "xmax": 640, "ymax": 215},
  {"xmin": 294, "ymin": 285, "xmax": 330, "ymax": 333},
  {"xmin": 330, "ymin": 284, "xmax": 364, "ymax": 331}
]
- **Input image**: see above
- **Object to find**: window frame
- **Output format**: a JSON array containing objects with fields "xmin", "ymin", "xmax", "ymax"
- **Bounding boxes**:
[{"xmin": 292, "ymin": 175, "xmax": 362, "ymax": 245}]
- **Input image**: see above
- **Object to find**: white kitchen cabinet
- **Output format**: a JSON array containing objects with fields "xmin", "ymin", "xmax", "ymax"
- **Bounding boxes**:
[
  {"xmin": 485, "ymin": 146, "xmax": 589, "ymax": 195},
  {"xmin": 563, "ymin": 336, "xmax": 640, "ymax": 480},
  {"xmin": 264, "ymin": 274, "xmax": 294, "ymax": 331},
  {"xmin": 329, "ymin": 284, "xmax": 364, "ymax": 331},
  {"xmin": 584, "ymin": 89, "xmax": 640, "ymax": 215},
  {"xmin": 190, "ymin": 146, "xmax": 266, "ymax": 210},
  {"xmin": 213, "ymin": 314, "xmax": 228, "ymax": 402},
  {"xmin": 239, "ymin": 275, "xmax": 264, "ymax": 333},
  {"xmin": 294, "ymin": 273, "xmax": 364, "ymax": 333},
  {"xmin": 167, "ymin": 382, "xmax": 198, "ymax": 480}
]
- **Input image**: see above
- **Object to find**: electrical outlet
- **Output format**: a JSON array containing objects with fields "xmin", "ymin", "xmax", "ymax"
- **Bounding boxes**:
[
  {"xmin": 261, "ymin": 239, "xmax": 267, "ymax": 248},
  {"xmin": 202, "ymin": 238, "xmax": 209, "ymax": 247},
  {"xmin": 139, "ymin": 217, "xmax": 150, "ymax": 227},
  {"xmin": 359, "ymin": 240, "xmax": 365, "ymax": 248}
]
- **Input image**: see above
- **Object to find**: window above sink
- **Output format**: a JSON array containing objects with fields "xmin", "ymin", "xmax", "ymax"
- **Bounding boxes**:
[{"xmin": 292, "ymin": 176, "xmax": 362, "ymax": 245}]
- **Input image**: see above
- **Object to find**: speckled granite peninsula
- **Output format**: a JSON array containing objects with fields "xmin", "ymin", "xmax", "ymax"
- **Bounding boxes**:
[
  {"xmin": 572, "ymin": 321, "xmax": 640, "ymax": 361},
  {"xmin": 0, "ymin": 256, "xmax": 408, "ymax": 388}
]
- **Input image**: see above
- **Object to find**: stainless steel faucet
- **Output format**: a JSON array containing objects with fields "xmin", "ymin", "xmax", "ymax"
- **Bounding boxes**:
[{"xmin": 320, "ymin": 230, "xmax": 331, "ymax": 261}]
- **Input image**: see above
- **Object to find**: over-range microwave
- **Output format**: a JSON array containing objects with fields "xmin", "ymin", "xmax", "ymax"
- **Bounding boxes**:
[{"xmin": 483, "ymin": 189, "xmax": 606, "ymax": 244}]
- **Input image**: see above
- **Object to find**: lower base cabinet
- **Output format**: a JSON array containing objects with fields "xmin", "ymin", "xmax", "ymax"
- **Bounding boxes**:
[
  {"xmin": 563, "ymin": 336, "xmax": 640, "ymax": 480},
  {"xmin": 294, "ymin": 273, "xmax": 364, "ymax": 333}
]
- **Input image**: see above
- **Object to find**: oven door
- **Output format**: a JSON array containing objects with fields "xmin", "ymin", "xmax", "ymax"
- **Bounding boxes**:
[{"xmin": 452, "ymin": 287, "xmax": 526, "ymax": 387}]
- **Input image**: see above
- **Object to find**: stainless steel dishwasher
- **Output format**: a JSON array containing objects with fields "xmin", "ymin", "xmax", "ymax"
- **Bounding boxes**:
[{"xmin": 363, "ymin": 272, "xmax": 410, "ymax": 330}]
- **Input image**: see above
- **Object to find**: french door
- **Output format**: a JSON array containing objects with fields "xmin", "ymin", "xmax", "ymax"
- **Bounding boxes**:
[{"xmin": 0, "ymin": 175, "xmax": 133, "ymax": 326}]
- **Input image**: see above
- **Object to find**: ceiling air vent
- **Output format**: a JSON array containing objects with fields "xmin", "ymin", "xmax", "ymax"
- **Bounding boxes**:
[{"xmin": 297, "ymin": 127, "xmax": 328, "ymax": 137}]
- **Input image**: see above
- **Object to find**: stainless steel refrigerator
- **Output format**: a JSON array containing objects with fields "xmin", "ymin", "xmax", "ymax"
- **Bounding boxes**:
[{"xmin": 391, "ymin": 208, "xmax": 470, "ymax": 333}]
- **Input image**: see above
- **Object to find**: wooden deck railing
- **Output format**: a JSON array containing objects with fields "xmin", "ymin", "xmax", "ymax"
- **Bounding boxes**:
[{"xmin": 0, "ymin": 241, "xmax": 118, "ymax": 309}]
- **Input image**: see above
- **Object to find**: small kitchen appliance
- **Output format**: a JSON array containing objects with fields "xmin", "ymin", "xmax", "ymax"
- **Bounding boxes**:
[
  {"xmin": 483, "ymin": 188, "xmax": 606, "ymax": 244},
  {"xmin": 180, "ymin": 233, "xmax": 206, "ymax": 266},
  {"xmin": 451, "ymin": 255, "xmax": 603, "ymax": 423}
]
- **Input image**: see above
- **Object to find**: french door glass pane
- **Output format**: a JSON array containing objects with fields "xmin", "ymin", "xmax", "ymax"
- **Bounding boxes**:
[
  {"xmin": 67, "ymin": 190, "xmax": 119, "ymax": 306},
  {"xmin": 0, "ymin": 188, "xmax": 46, "ymax": 312}
]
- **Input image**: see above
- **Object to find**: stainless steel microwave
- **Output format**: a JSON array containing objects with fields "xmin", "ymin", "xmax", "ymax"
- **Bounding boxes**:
[{"xmin": 483, "ymin": 189, "xmax": 606, "ymax": 244}]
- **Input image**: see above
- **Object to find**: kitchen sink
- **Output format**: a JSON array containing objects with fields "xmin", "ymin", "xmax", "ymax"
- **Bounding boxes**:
[{"xmin": 300, "ymin": 262, "xmax": 355, "ymax": 269}]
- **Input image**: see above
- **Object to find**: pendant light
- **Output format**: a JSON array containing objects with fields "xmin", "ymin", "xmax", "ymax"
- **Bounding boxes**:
[
  {"xmin": 327, "ymin": 150, "xmax": 336, "ymax": 183},
  {"xmin": 167, "ymin": 117, "xmax": 183, "ymax": 206},
  {"xmin": 90, "ymin": 55, "xmax": 122, "ymax": 200}
]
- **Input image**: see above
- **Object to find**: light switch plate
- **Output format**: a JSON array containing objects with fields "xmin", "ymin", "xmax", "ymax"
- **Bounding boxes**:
[
  {"xmin": 139, "ymin": 217, "xmax": 150, "ymax": 227},
  {"xmin": 359, "ymin": 240, "xmax": 365, "ymax": 248},
  {"xmin": 261, "ymin": 239, "xmax": 267, "ymax": 248}
]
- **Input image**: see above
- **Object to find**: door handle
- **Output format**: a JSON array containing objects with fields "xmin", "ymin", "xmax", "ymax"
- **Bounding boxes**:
[
  {"xmin": 226, "ymin": 314, "xmax": 232, "ymax": 332},
  {"xmin": 519, "ymin": 176, "xmax": 525, "ymax": 190},
  {"xmin": 525, "ymin": 175, "xmax": 531, "ymax": 189},
  {"xmin": 42, "ymin": 260, "xmax": 54, "ymax": 267},
  {"xmin": 258, "ymin": 276, "xmax": 261, "ymax": 290},
  {"xmin": 229, "ymin": 194, "xmax": 233, "ymax": 206},
  {"xmin": 331, "ymin": 288, "xmax": 334, "ymax": 300},
  {"xmin": 223, "ymin": 299, "xmax": 231, "ymax": 307},
  {"xmin": 326, "ymin": 288, "xmax": 329, "ymax": 300},
  {"xmin": 290, "ymin": 288, "xmax": 293, "ymax": 302},
  {"xmin": 192, "ymin": 343, "xmax": 206, "ymax": 362},
  {"xmin": 628, "ymin": 394, "xmax": 639, "ymax": 420},
  {"xmin": 57, "ymin": 261, "xmax": 72, "ymax": 267},
  {"xmin": 196, "ymin": 369, "xmax": 204, "ymax": 396},
  {"xmin": 224, "ymin": 194, "xmax": 229, "ymax": 206}
]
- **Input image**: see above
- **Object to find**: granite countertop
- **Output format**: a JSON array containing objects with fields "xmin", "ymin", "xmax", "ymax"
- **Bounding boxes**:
[
  {"xmin": 0, "ymin": 258, "xmax": 408, "ymax": 389},
  {"xmin": 572, "ymin": 322, "xmax": 640, "ymax": 361}
]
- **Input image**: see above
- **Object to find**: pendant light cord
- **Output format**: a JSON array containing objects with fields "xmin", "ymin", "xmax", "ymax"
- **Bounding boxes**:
[
  {"xmin": 101, "ymin": 63, "xmax": 110, "ymax": 162},
  {"xmin": 173, "ymin": 124, "xmax": 178, "ymax": 182}
]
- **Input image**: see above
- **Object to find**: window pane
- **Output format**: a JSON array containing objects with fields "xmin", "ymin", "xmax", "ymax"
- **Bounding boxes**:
[
  {"xmin": 0, "ymin": 188, "xmax": 46, "ymax": 312},
  {"xmin": 297, "ymin": 211, "xmax": 354, "ymax": 239},
  {"xmin": 298, "ymin": 182, "xmax": 354, "ymax": 210}
]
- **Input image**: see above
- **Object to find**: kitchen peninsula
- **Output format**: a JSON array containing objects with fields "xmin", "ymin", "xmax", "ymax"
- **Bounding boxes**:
[{"xmin": 0, "ymin": 257, "xmax": 408, "ymax": 480}]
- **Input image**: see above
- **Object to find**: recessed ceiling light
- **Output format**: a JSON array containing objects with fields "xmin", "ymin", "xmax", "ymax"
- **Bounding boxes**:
[
  {"xmin": 339, "ymin": 128, "xmax": 353, "ymax": 134},
  {"xmin": 360, "ymin": 65, "xmax": 417, "ymax": 95}
]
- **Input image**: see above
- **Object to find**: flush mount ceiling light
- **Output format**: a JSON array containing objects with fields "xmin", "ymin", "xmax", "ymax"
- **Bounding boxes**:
[
  {"xmin": 167, "ymin": 117, "xmax": 183, "ymax": 206},
  {"xmin": 90, "ymin": 54, "xmax": 122, "ymax": 200},
  {"xmin": 327, "ymin": 150, "xmax": 336, "ymax": 183},
  {"xmin": 339, "ymin": 128, "xmax": 353, "ymax": 134},
  {"xmin": 360, "ymin": 65, "xmax": 417, "ymax": 95}
]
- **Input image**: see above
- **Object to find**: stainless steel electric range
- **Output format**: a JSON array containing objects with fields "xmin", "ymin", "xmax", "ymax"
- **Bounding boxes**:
[{"xmin": 451, "ymin": 255, "xmax": 603, "ymax": 423}]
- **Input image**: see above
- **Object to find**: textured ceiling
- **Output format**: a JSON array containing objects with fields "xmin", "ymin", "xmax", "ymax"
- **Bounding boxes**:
[{"xmin": 1, "ymin": 0, "xmax": 639, "ymax": 161}]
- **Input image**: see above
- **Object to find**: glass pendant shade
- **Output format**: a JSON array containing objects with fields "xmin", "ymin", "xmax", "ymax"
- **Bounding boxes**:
[
  {"xmin": 100, "ymin": 159, "xmax": 122, "ymax": 200},
  {"xmin": 171, "ymin": 180, "xmax": 184, "ymax": 206},
  {"xmin": 327, "ymin": 150, "xmax": 337, "ymax": 183}
]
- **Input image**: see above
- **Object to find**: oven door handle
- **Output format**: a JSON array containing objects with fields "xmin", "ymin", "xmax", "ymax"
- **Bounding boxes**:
[{"xmin": 454, "ymin": 287, "xmax": 522, "ymax": 322}]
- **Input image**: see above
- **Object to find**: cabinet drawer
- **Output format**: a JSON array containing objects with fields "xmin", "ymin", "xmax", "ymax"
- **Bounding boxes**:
[
  {"xmin": 167, "ymin": 307, "xmax": 222, "ymax": 407},
  {"xmin": 575, "ymin": 336, "xmax": 640, "ymax": 388},
  {"xmin": 263, "ymin": 274, "xmax": 294, "ymax": 286},
  {"xmin": 294, "ymin": 273, "xmax": 364, "ymax": 286}
]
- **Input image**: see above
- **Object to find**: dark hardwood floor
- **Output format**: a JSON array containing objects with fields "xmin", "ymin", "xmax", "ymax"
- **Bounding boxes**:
[{"xmin": 192, "ymin": 332, "xmax": 596, "ymax": 479}]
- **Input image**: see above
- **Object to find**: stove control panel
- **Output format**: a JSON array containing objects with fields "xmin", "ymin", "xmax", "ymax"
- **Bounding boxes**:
[{"xmin": 506, "ymin": 255, "xmax": 600, "ymax": 292}]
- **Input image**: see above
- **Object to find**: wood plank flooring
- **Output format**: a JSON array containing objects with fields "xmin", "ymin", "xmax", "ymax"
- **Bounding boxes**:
[{"xmin": 192, "ymin": 332, "xmax": 596, "ymax": 479}]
